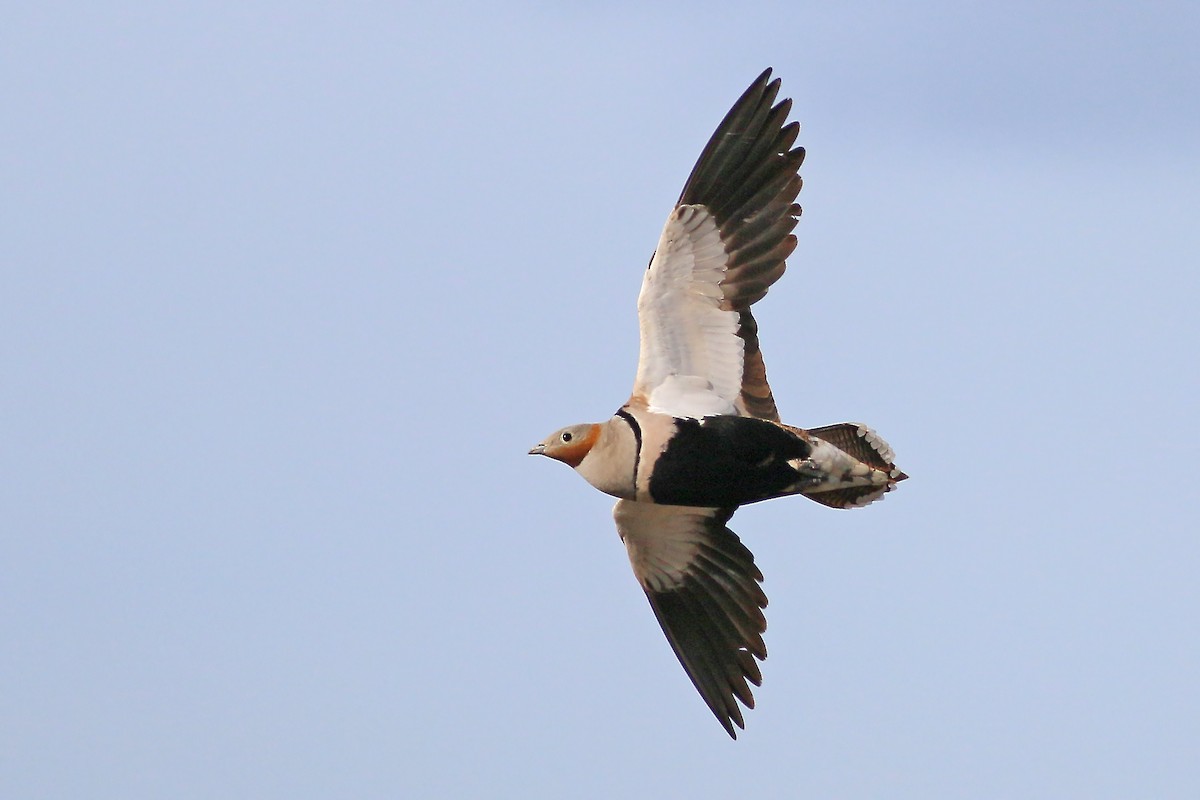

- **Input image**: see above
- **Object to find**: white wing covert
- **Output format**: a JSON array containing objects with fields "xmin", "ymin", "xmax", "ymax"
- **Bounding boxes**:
[{"xmin": 635, "ymin": 205, "xmax": 743, "ymax": 418}]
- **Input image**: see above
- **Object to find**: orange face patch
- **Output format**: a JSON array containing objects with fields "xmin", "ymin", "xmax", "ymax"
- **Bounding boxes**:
[{"xmin": 553, "ymin": 424, "xmax": 601, "ymax": 468}]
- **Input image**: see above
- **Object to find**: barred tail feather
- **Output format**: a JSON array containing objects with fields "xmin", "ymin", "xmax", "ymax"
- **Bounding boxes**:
[{"xmin": 793, "ymin": 422, "xmax": 907, "ymax": 509}]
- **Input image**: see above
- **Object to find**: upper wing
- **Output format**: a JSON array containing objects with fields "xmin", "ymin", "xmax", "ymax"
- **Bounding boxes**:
[
  {"xmin": 614, "ymin": 499, "xmax": 767, "ymax": 739},
  {"xmin": 631, "ymin": 68, "xmax": 804, "ymax": 421}
]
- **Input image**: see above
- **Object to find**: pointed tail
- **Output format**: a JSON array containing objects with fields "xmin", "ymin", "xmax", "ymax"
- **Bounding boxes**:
[{"xmin": 790, "ymin": 422, "xmax": 907, "ymax": 509}]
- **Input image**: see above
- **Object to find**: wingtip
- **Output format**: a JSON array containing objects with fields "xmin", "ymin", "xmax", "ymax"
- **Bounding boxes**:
[{"xmin": 718, "ymin": 711, "xmax": 744, "ymax": 740}]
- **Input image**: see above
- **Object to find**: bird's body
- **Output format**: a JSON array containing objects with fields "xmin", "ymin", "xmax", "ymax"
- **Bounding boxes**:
[
  {"xmin": 530, "ymin": 69, "xmax": 907, "ymax": 738},
  {"xmin": 545, "ymin": 408, "xmax": 901, "ymax": 509}
]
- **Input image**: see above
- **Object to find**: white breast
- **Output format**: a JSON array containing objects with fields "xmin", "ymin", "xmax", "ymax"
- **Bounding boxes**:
[{"xmin": 574, "ymin": 417, "xmax": 639, "ymax": 499}]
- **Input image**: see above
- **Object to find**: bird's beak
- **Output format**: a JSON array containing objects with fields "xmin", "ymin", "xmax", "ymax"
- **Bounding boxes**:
[{"xmin": 528, "ymin": 443, "xmax": 546, "ymax": 456}]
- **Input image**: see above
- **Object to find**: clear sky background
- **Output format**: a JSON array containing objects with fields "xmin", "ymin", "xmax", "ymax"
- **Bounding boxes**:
[{"xmin": 4, "ymin": 2, "xmax": 1198, "ymax": 797}]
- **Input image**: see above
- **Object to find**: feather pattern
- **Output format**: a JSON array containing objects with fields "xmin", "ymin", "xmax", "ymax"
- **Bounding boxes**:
[
  {"xmin": 614, "ymin": 500, "xmax": 767, "ymax": 739},
  {"xmin": 630, "ymin": 68, "xmax": 803, "ymax": 422}
]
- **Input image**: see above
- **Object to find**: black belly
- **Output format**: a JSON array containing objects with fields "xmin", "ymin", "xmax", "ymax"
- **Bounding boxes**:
[{"xmin": 647, "ymin": 416, "xmax": 812, "ymax": 507}]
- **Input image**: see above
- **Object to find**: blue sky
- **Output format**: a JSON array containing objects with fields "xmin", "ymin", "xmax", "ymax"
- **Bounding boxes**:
[{"xmin": 4, "ymin": 2, "xmax": 1198, "ymax": 797}]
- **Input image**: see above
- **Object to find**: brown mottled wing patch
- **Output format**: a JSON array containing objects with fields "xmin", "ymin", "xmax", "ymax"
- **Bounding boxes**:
[
  {"xmin": 675, "ymin": 68, "xmax": 804, "ymax": 422},
  {"xmin": 735, "ymin": 310, "xmax": 779, "ymax": 421},
  {"xmin": 614, "ymin": 500, "xmax": 768, "ymax": 739}
]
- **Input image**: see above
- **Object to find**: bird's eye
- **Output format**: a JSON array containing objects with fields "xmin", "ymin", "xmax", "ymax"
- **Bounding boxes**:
[{"xmin": 561, "ymin": 432, "xmax": 573, "ymax": 442}]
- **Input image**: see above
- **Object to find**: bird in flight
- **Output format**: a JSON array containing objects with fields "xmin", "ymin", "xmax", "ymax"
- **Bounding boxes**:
[{"xmin": 529, "ymin": 69, "xmax": 907, "ymax": 739}]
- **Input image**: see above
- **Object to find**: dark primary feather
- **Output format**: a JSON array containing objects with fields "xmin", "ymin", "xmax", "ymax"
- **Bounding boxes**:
[{"xmin": 616, "ymin": 501, "xmax": 768, "ymax": 739}]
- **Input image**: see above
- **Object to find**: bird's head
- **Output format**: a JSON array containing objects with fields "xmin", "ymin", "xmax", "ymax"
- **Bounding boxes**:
[{"xmin": 528, "ymin": 423, "xmax": 601, "ymax": 468}]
